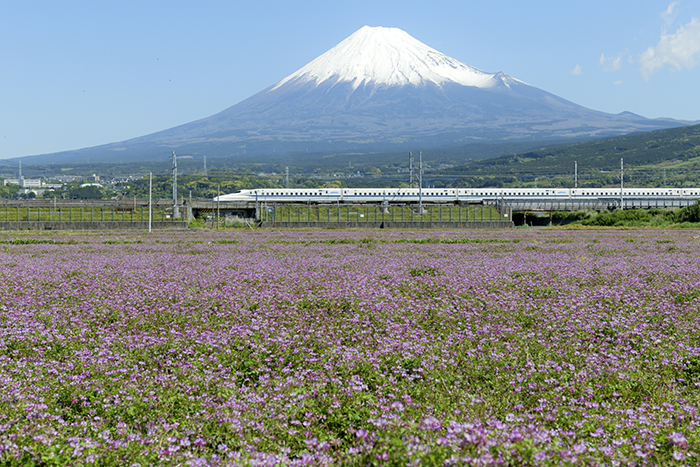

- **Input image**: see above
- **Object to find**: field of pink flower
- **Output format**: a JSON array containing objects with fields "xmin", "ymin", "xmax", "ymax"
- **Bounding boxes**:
[{"xmin": 0, "ymin": 229, "xmax": 699, "ymax": 466}]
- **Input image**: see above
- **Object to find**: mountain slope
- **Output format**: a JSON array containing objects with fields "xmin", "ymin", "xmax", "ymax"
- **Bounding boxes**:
[
  {"xmin": 442, "ymin": 123, "xmax": 700, "ymax": 180},
  {"xmin": 21, "ymin": 26, "xmax": 693, "ymax": 164}
]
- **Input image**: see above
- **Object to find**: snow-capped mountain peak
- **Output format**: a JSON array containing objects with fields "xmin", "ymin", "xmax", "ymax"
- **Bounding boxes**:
[
  {"xmin": 272, "ymin": 25, "xmax": 518, "ymax": 91},
  {"xmin": 29, "ymin": 25, "xmax": 686, "ymax": 165}
]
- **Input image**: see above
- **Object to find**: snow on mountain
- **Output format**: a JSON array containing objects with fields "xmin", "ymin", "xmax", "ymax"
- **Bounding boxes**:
[{"xmin": 273, "ymin": 26, "xmax": 518, "ymax": 90}]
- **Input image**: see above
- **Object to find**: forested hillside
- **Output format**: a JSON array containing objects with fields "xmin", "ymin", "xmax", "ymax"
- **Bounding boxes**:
[{"xmin": 442, "ymin": 124, "xmax": 700, "ymax": 187}]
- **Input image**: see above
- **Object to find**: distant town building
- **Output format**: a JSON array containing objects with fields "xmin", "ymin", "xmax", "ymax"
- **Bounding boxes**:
[
  {"xmin": 3, "ymin": 177, "xmax": 42, "ymax": 188},
  {"xmin": 21, "ymin": 178, "xmax": 42, "ymax": 188},
  {"xmin": 3, "ymin": 177, "xmax": 65, "ymax": 197},
  {"xmin": 53, "ymin": 175, "xmax": 85, "ymax": 183}
]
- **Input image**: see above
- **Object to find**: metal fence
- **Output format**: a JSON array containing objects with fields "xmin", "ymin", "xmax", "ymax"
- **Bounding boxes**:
[
  {"xmin": 259, "ymin": 203, "xmax": 510, "ymax": 223},
  {"xmin": 0, "ymin": 205, "xmax": 183, "ymax": 223},
  {"xmin": 505, "ymin": 197, "xmax": 699, "ymax": 211}
]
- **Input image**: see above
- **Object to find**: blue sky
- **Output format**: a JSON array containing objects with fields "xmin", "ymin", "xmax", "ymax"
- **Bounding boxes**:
[{"xmin": 1, "ymin": 0, "xmax": 699, "ymax": 160}]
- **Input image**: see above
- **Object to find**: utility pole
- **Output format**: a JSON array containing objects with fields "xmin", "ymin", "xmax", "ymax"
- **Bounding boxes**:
[
  {"xmin": 285, "ymin": 166, "xmax": 289, "ymax": 189},
  {"xmin": 172, "ymin": 151, "xmax": 179, "ymax": 218},
  {"xmin": 203, "ymin": 155, "xmax": 207, "ymax": 177},
  {"xmin": 620, "ymin": 158, "xmax": 624, "ymax": 210},
  {"xmin": 418, "ymin": 151, "xmax": 424, "ymax": 214},
  {"xmin": 574, "ymin": 161, "xmax": 578, "ymax": 188},
  {"xmin": 148, "ymin": 172, "xmax": 152, "ymax": 233},
  {"xmin": 409, "ymin": 152, "xmax": 414, "ymax": 188},
  {"xmin": 663, "ymin": 168, "xmax": 667, "ymax": 188}
]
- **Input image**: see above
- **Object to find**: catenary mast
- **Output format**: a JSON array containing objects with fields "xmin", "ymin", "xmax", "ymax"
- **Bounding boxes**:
[{"xmin": 172, "ymin": 151, "xmax": 179, "ymax": 219}]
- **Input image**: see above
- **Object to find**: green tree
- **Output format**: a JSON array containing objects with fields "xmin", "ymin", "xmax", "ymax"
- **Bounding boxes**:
[
  {"xmin": 0, "ymin": 183, "xmax": 20, "ymax": 198},
  {"xmin": 671, "ymin": 202, "xmax": 700, "ymax": 223},
  {"xmin": 67, "ymin": 185, "xmax": 105, "ymax": 199}
]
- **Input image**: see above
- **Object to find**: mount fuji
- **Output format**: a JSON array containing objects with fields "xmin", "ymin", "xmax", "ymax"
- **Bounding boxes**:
[{"xmin": 27, "ymin": 26, "xmax": 691, "ymax": 163}]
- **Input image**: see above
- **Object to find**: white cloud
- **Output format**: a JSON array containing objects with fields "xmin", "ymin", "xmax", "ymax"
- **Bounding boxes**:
[
  {"xmin": 600, "ymin": 52, "xmax": 624, "ymax": 72},
  {"xmin": 614, "ymin": 80, "xmax": 624, "ymax": 85},
  {"xmin": 662, "ymin": 1, "xmax": 680, "ymax": 26},
  {"xmin": 570, "ymin": 64, "xmax": 582, "ymax": 75},
  {"xmin": 640, "ymin": 17, "xmax": 700, "ymax": 79}
]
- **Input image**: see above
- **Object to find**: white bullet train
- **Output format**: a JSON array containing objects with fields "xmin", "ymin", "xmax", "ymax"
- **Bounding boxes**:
[{"xmin": 214, "ymin": 187, "xmax": 700, "ymax": 204}]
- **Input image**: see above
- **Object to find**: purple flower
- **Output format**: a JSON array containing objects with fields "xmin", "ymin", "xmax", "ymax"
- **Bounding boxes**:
[
  {"xmin": 3, "ymin": 230, "xmax": 700, "ymax": 465},
  {"xmin": 422, "ymin": 416, "xmax": 442, "ymax": 431},
  {"xmin": 668, "ymin": 431, "xmax": 688, "ymax": 449},
  {"xmin": 673, "ymin": 450, "xmax": 686, "ymax": 461}
]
